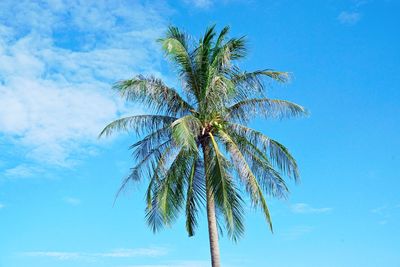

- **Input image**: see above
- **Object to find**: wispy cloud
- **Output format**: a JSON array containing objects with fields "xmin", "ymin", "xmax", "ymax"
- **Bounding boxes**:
[
  {"xmin": 22, "ymin": 251, "xmax": 81, "ymax": 261},
  {"xmin": 21, "ymin": 247, "xmax": 167, "ymax": 261},
  {"xmin": 3, "ymin": 164, "xmax": 44, "ymax": 179},
  {"xmin": 281, "ymin": 226, "xmax": 313, "ymax": 240},
  {"xmin": 64, "ymin": 197, "xmax": 81, "ymax": 206},
  {"xmin": 370, "ymin": 205, "xmax": 387, "ymax": 214},
  {"xmin": 95, "ymin": 248, "xmax": 167, "ymax": 257},
  {"xmin": 123, "ymin": 261, "xmax": 211, "ymax": 267},
  {"xmin": 338, "ymin": 11, "xmax": 361, "ymax": 25},
  {"xmin": 0, "ymin": 203, "xmax": 5, "ymax": 209},
  {"xmin": 183, "ymin": 0, "xmax": 213, "ymax": 9},
  {"xmin": 370, "ymin": 204, "xmax": 398, "ymax": 225},
  {"xmin": 354, "ymin": 0, "xmax": 371, "ymax": 8},
  {"xmin": 0, "ymin": 0, "xmax": 167, "ymax": 170},
  {"xmin": 290, "ymin": 203, "xmax": 332, "ymax": 214}
]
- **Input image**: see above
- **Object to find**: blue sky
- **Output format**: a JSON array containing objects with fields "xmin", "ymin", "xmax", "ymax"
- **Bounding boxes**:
[{"xmin": 1, "ymin": 0, "xmax": 399, "ymax": 266}]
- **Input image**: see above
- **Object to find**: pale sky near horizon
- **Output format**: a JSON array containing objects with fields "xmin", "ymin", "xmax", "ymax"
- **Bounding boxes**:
[{"xmin": 1, "ymin": 1, "xmax": 400, "ymax": 267}]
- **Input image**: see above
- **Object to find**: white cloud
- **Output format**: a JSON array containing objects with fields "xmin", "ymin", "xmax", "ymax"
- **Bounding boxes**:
[
  {"xmin": 22, "ymin": 251, "xmax": 81, "ymax": 260},
  {"xmin": 354, "ymin": 0, "xmax": 371, "ymax": 8},
  {"xmin": 370, "ymin": 205, "xmax": 387, "ymax": 214},
  {"xmin": 0, "ymin": 0, "xmax": 167, "ymax": 169},
  {"xmin": 64, "ymin": 197, "xmax": 81, "ymax": 206},
  {"xmin": 123, "ymin": 261, "xmax": 210, "ymax": 267},
  {"xmin": 183, "ymin": 0, "xmax": 213, "ymax": 9},
  {"xmin": 338, "ymin": 11, "xmax": 361, "ymax": 25},
  {"xmin": 281, "ymin": 226, "xmax": 313, "ymax": 240},
  {"xmin": 3, "ymin": 164, "xmax": 44, "ymax": 179},
  {"xmin": 22, "ymin": 249, "xmax": 216, "ymax": 267},
  {"xmin": 378, "ymin": 220, "xmax": 388, "ymax": 225},
  {"xmin": 21, "ymin": 247, "xmax": 167, "ymax": 261},
  {"xmin": 94, "ymin": 248, "xmax": 167, "ymax": 258},
  {"xmin": 290, "ymin": 203, "xmax": 332, "ymax": 214},
  {"xmin": 370, "ymin": 204, "xmax": 398, "ymax": 225}
]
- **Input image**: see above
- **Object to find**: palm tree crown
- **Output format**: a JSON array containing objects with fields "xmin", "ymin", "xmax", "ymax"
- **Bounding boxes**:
[{"xmin": 100, "ymin": 25, "xmax": 307, "ymax": 242}]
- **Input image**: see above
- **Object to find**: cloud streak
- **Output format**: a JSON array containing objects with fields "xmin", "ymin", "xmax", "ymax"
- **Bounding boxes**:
[
  {"xmin": 338, "ymin": 11, "xmax": 361, "ymax": 25},
  {"xmin": 281, "ymin": 226, "xmax": 313, "ymax": 240},
  {"xmin": 21, "ymin": 247, "xmax": 168, "ymax": 261},
  {"xmin": 183, "ymin": 0, "xmax": 213, "ymax": 9},
  {"xmin": 22, "ymin": 251, "xmax": 81, "ymax": 261},
  {"xmin": 370, "ymin": 204, "xmax": 399, "ymax": 225},
  {"xmin": 64, "ymin": 197, "xmax": 81, "ymax": 206},
  {"xmin": 290, "ymin": 203, "xmax": 332, "ymax": 214},
  {"xmin": 3, "ymin": 164, "xmax": 44, "ymax": 179},
  {"xmin": 124, "ymin": 261, "xmax": 210, "ymax": 267}
]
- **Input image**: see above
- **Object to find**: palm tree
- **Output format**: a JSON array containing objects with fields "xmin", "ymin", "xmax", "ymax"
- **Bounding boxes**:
[{"xmin": 100, "ymin": 25, "xmax": 307, "ymax": 267}]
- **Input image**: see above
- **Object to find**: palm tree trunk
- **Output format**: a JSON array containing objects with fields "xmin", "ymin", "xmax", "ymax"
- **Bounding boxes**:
[
  {"xmin": 202, "ymin": 141, "xmax": 221, "ymax": 267},
  {"xmin": 206, "ymin": 186, "xmax": 221, "ymax": 267}
]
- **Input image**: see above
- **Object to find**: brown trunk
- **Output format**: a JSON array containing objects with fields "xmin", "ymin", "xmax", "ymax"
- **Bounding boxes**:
[
  {"xmin": 202, "ymin": 141, "xmax": 221, "ymax": 267},
  {"xmin": 206, "ymin": 186, "xmax": 221, "ymax": 267}
]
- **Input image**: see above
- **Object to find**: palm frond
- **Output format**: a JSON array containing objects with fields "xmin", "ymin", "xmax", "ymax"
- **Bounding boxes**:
[
  {"xmin": 114, "ymin": 75, "xmax": 193, "ymax": 116},
  {"xmin": 99, "ymin": 115, "xmax": 176, "ymax": 137},
  {"xmin": 226, "ymin": 98, "xmax": 308, "ymax": 122},
  {"xmin": 171, "ymin": 115, "xmax": 202, "ymax": 152},
  {"xmin": 233, "ymin": 70, "xmax": 289, "ymax": 84},
  {"xmin": 211, "ymin": 37, "xmax": 247, "ymax": 69},
  {"xmin": 227, "ymin": 131, "xmax": 289, "ymax": 198},
  {"xmin": 159, "ymin": 27, "xmax": 201, "ymax": 101},
  {"xmin": 115, "ymin": 140, "xmax": 174, "ymax": 200},
  {"xmin": 217, "ymin": 130, "xmax": 259, "ymax": 202},
  {"xmin": 230, "ymin": 69, "xmax": 290, "ymax": 101},
  {"xmin": 208, "ymin": 133, "xmax": 245, "ymax": 241},
  {"xmin": 156, "ymin": 148, "xmax": 193, "ymax": 225},
  {"xmin": 212, "ymin": 26, "xmax": 230, "ymax": 59},
  {"xmin": 218, "ymin": 130, "xmax": 273, "ymax": 231},
  {"xmin": 130, "ymin": 126, "xmax": 172, "ymax": 160},
  {"xmin": 145, "ymin": 145, "xmax": 178, "ymax": 232},
  {"xmin": 129, "ymin": 139, "xmax": 173, "ymax": 181},
  {"xmin": 145, "ymin": 178, "xmax": 164, "ymax": 233},
  {"xmin": 185, "ymin": 157, "xmax": 205, "ymax": 236},
  {"xmin": 102, "ymin": 127, "xmax": 173, "ymax": 199},
  {"xmin": 226, "ymin": 123, "xmax": 300, "ymax": 181},
  {"xmin": 200, "ymin": 36, "xmax": 247, "ymax": 109},
  {"xmin": 162, "ymin": 25, "xmax": 189, "ymax": 50},
  {"xmin": 194, "ymin": 25, "xmax": 216, "ymax": 99},
  {"xmin": 204, "ymin": 74, "xmax": 235, "ymax": 112}
]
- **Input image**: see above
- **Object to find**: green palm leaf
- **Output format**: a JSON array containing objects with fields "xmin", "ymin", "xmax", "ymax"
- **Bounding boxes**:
[
  {"xmin": 231, "ymin": 133, "xmax": 289, "ymax": 198},
  {"xmin": 99, "ymin": 115, "xmax": 176, "ymax": 137},
  {"xmin": 226, "ymin": 123, "xmax": 300, "ymax": 181},
  {"xmin": 208, "ymin": 133, "xmax": 245, "ymax": 241},
  {"xmin": 171, "ymin": 115, "xmax": 202, "ymax": 152},
  {"xmin": 217, "ymin": 130, "xmax": 273, "ymax": 231},
  {"xmin": 185, "ymin": 156, "xmax": 205, "ymax": 236},
  {"xmin": 226, "ymin": 98, "xmax": 308, "ymax": 122},
  {"xmin": 114, "ymin": 75, "xmax": 193, "ymax": 116},
  {"xmin": 159, "ymin": 26, "xmax": 201, "ymax": 101},
  {"xmin": 230, "ymin": 69, "xmax": 290, "ymax": 101}
]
